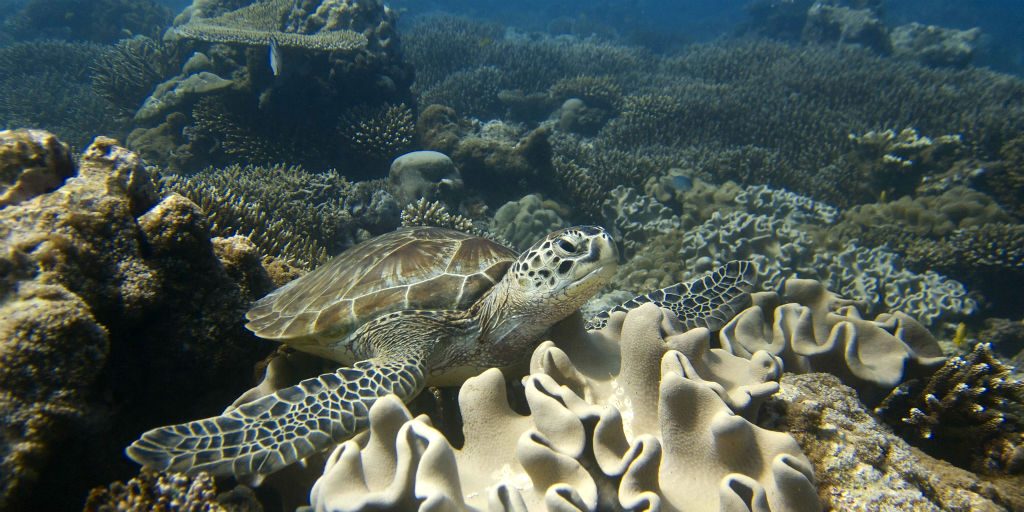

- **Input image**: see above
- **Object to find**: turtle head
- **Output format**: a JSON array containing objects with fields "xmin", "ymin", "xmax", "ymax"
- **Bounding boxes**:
[{"xmin": 506, "ymin": 225, "xmax": 618, "ymax": 313}]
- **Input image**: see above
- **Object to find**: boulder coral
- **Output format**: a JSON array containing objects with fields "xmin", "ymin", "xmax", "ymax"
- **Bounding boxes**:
[{"xmin": 0, "ymin": 131, "xmax": 275, "ymax": 510}]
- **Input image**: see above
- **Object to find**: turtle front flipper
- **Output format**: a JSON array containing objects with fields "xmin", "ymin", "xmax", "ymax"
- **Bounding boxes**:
[
  {"xmin": 587, "ymin": 260, "xmax": 758, "ymax": 331},
  {"xmin": 126, "ymin": 356, "xmax": 426, "ymax": 477}
]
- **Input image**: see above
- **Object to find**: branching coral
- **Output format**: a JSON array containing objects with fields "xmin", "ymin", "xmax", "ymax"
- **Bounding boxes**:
[
  {"xmin": 548, "ymin": 75, "xmax": 623, "ymax": 111},
  {"xmin": 401, "ymin": 198, "xmax": 509, "ymax": 247},
  {"xmin": 0, "ymin": 41, "xmax": 124, "ymax": 149},
  {"xmin": 338, "ymin": 103, "xmax": 415, "ymax": 163},
  {"xmin": 876, "ymin": 343, "xmax": 1024, "ymax": 474},
  {"xmin": 162, "ymin": 164, "xmax": 399, "ymax": 268},
  {"xmin": 92, "ymin": 36, "xmax": 180, "ymax": 113},
  {"xmin": 400, "ymin": 198, "xmax": 475, "ymax": 233}
]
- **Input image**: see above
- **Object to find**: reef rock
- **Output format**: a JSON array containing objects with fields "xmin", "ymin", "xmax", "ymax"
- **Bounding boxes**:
[
  {"xmin": 0, "ymin": 129, "xmax": 75, "ymax": 208},
  {"xmin": 764, "ymin": 373, "xmax": 1024, "ymax": 511},
  {"xmin": 0, "ymin": 133, "xmax": 273, "ymax": 510}
]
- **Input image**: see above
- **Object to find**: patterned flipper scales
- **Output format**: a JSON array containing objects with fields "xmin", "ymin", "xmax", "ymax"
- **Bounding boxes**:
[
  {"xmin": 587, "ymin": 260, "xmax": 758, "ymax": 331},
  {"xmin": 126, "ymin": 357, "xmax": 426, "ymax": 477}
]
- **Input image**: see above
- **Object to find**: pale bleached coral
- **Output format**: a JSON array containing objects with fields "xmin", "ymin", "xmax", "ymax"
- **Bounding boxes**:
[
  {"xmin": 308, "ymin": 304, "xmax": 818, "ymax": 511},
  {"xmin": 719, "ymin": 278, "xmax": 947, "ymax": 405}
]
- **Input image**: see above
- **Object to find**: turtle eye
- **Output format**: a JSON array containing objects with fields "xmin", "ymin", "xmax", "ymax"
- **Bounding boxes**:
[{"xmin": 556, "ymin": 238, "xmax": 577, "ymax": 253}]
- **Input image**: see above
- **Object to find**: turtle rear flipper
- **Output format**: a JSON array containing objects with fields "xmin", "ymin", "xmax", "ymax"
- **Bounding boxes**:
[
  {"xmin": 588, "ymin": 260, "xmax": 758, "ymax": 331},
  {"xmin": 126, "ymin": 357, "xmax": 426, "ymax": 477}
]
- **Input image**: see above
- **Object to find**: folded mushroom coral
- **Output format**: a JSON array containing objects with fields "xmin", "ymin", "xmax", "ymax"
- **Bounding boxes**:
[{"xmin": 309, "ymin": 303, "xmax": 820, "ymax": 511}]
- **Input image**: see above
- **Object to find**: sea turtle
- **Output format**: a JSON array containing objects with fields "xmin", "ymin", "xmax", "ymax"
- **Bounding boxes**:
[{"xmin": 127, "ymin": 225, "xmax": 755, "ymax": 478}]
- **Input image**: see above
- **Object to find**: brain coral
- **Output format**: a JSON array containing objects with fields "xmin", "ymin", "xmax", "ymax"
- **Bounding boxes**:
[{"xmin": 306, "ymin": 304, "xmax": 819, "ymax": 511}]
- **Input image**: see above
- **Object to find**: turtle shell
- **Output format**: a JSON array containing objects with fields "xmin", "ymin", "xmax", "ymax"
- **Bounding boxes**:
[{"xmin": 244, "ymin": 226, "xmax": 516, "ymax": 349}]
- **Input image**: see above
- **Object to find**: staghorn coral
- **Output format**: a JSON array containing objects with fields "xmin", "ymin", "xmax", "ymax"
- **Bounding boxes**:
[
  {"xmin": 338, "ymin": 103, "xmax": 416, "ymax": 163},
  {"xmin": 0, "ymin": 41, "xmax": 124, "ymax": 149},
  {"xmin": 548, "ymin": 75, "xmax": 623, "ymax": 111},
  {"xmin": 92, "ymin": 36, "xmax": 181, "ymax": 114},
  {"xmin": 402, "ymin": 15, "xmax": 504, "ymax": 91},
  {"xmin": 400, "ymin": 198, "xmax": 509, "ymax": 247},
  {"xmin": 719, "ymin": 278, "xmax": 946, "ymax": 406},
  {"xmin": 302, "ymin": 303, "xmax": 817, "ymax": 511},
  {"xmin": 876, "ymin": 343, "xmax": 1024, "ymax": 474},
  {"xmin": 162, "ymin": 164, "xmax": 399, "ymax": 268},
  {"xmin": 420, "ymin": 66, "xmax": 506, "ymax": 120},
  {"xmin": 172, "ymin": 0, "xmax": 367, "ymax": 52},
  {"xmin": 84, "ymin": 470, "xmax": 225, "ymax": 512}
]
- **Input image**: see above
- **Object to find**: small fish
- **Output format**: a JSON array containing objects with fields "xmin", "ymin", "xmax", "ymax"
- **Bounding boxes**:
[
  {"xmin": 269, "ymin": 37, "xmax": 282, "ymax": 77},
  {"xmin": 952, "ymin": 322, "xmax": 968, "ymax": 348},
  {"xmin": 671, "ymin": 174, "xmax": 693, "ymax": 192}
]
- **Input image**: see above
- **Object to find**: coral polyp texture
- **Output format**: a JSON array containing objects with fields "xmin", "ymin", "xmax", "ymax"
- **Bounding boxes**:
[
  {"xmin": 876, "ymin": 343, "xmax": 1024, "ymax": 474},
  {"xmin": 306, "ymin": 304, "xmax": 819, "ymax": 511}
]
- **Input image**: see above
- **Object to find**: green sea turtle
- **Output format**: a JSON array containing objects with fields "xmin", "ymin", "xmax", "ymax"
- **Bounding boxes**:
[{"xmin": 127, "ymin": 225, "xmax": 755, "ymax": 478}]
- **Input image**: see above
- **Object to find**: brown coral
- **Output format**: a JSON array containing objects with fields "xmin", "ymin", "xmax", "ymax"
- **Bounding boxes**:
[{"xmin": 876, "ymin": 343, "xmax": 1024, "ymax": 474}]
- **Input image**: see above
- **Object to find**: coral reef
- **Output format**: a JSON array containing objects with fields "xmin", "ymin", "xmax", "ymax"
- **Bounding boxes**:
[
  {"xmin": 0, "ymin": 133, "xmax": 275, "ymax": 510},
  {"xmin": 4, "ymin": 0, "xmax": 172, "ymax": 43},
  {"xmin": 91, "ymin": 36, "xmax": 181, "ymax": 114},
  {"xmin": 719, "ymin": 279, "xmax": 947, "ymax": 406},
  {"xmin": 891, "ymin": 23, "xmax": 983, "ymax": 68},
  {"xmin": 764, "ymin": 373, "xmax": 1024, "ymax": 511},
  {"xmin": 846, "ymin": 127, "xmax": 964, "ymax": 201},
  {"xmin": 84, "ymin": 470, "xmax": 225, "ymax": 512},
  {"xmin": 801, "ymin": 4, "xmax": 890, "ymax": 54},
  {"xmin": 876, "ymin": 343, "xmax": 1024, "ymax": 474},
  {"xmin": 162, "ymin": 164, "xmax": 400, "ymax": 268},
  {"xmin": 171, "ymin": 0, "xmax": 367, "ymax": 52},
  {"xmin": 0, "ymin": 41, "xmax": 124, "ymax": 149},
  {"xmin": 304, "ymin": 303, "xmax": 817, "ymax": 511},
  {"xmin": 600, "ymin": 185, "xmax": 680, "ymax": 257},
  {"xmin": 338, "ymin": 103, "xmax": 416, "ymax": 165},
  {"xmin": 388, "ymin": 151, "xmax": 463, "ymax": 207},
  {"xmin": 128, "ymin": 0, "xmax": 412, "ymax": 172},
  {"xmin": 491, "ymin": 194, "xmax": 568, "ymax": 251},
  {"xmin": 0, "ymin": 129, "xmax": 75, "ymax": 208}
]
